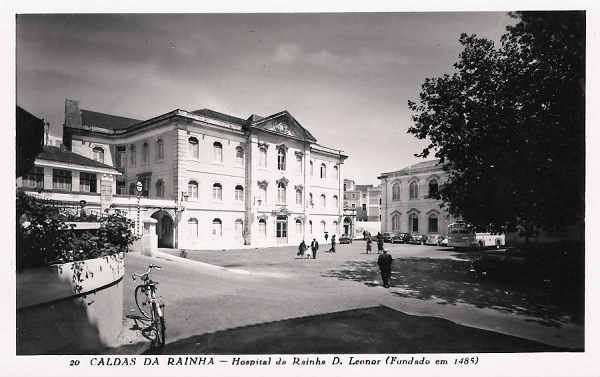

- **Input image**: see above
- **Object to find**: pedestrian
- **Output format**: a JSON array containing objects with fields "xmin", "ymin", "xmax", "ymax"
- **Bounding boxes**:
[
  {"xmin": 377, "ymin": 249, "xmax": 393, "ymax": 288},
  {"xmin": 329, "ymin": 234, "xmax": 336, "ymax": 253},
  {"xmin": 311, "ymin": 238, "xmax": 319, "ymax": 259},
  {"xmin": 298, "ymin": 240, "xmax": 307, "ymax": 257},
  {"xmin": 377, "ymin": 237, "xmax": 384, "ymax": 254},
  {"xmin": 363, "ymin": 230, "xmax": 367, "ymax": 240},
  {"xmin": 366, "ymin": 236, "xmax": 372, "ymax": 254},
  {"xmin": 324, "ymin": 232, "xmax": 329, "ymax": 244}
]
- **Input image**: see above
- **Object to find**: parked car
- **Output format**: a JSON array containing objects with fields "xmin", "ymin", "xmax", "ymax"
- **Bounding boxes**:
[
  {"xmin": 338, "ymin": 235, "xmax": 352, "ymax": 244},
  {"xmin": 425, "ymin": 234, "xmax": 445, "ymax": 246},
  {"xmin": 440, "ymin": 237, "xmax": 449, "ymax": 246},
  {"xmin": 382, "ymin": 232, "xmax": 393, "ymax": 243},
  {"xmin": 391, "ymin": 232, "xmax": 409, "ymax": 244},
  {"xmin": 408, "ymin": 233, "xmax": 426, "ymax": 245}
]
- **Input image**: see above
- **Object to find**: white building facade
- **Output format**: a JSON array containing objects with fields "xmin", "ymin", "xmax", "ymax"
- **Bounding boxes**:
[
  {"xmin": 60, "ymin": 99, "xmax": 347, "ymax": 249},
  {"xmin": 379, "ymin": 160, "xmax": 457, "ymax": 237}
]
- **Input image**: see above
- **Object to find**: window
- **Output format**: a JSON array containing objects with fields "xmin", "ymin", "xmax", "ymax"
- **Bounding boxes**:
[
  {"xmin": 116, "ymin": 180, "xmax": 126, "ymax": 195},
  {"xmin": 212, "ymin": 218, "xmax": 222, "ymax": 237},
  {"xmin": 92, "ymin": 147, "xmax": 104, "ymax": 164},
  {"xmin": 235, "ymin": 219, "xmax": 243, "ymax": 239},
  {"xmin": 278, "ymin": 182, "xmax": 286, "ymax": 204},
  {"xmin": 310, "ymin": 161, "xmax": 314, "ymax": 176},
  {"xmin": 80, "ymin": 172, "xmax": 97, "ymax": 193},
  {"xmin": 309, "ymin": 193, "xmax": 314, "ymax": 208},
  {"xmin": 277, "ymin": 147, "xmax": 286, "ymax": 170},
  {"xmin": 22, "ymin": 167, "xmax": 44, "ymax": 189},
  {"xmin": 392, "ymin": 214, "xmax": 400, "ymax": 231},
  {"xmin": 295, "ymin": 219, "xmax": 303, "ymax": 236},
  {"xmin": 333, "ymin": 220, "xmax": 338, "ymax": 234},
  {"xmin": 142, "ymin": 142, "xmax": 149, "ymax": 164},
  {"xmin": 296, "ymin": 189, "xmax": 303, "ymax": 206},
  {"xmin": 188, "ymin": 137, "xmax": 199, "ymax": 159},
  {"xmin": 309, "ymin": 220, "xmax": 313, "ymax": 234},
  {"xmin": 212, "ymin": 183, "xmax": 222, "ymax": 200},
  {"xmin": 157, "ymin": 139, "xmax": 164, "ymax": 160},
  {"xmin": 235, "ymin": 146, "xmax": 244, "ymax": 166},
  {"xmin": 276, "ymin": 216, "xmax": 288, "ymax": 238},
  {"xmin": 52, "ymin": 169, "xmax": 72, "ymax": 191},
  {"xmin": 362, "ymin": 204, "xmax": 366, "ymax": 212},
  {"xmin": 409, "ymin": 213, "xmax": 419, "ymax": 233},
  {"xmin": 258, "ymin": 186, "xmax": 267, "ymax": 205},
  {"xmin": 362, "ymin": 193, "xmax": 366, "ymax": 199},
  {"xmin": 129, "ymin": 183, "xmax": 136, "ymax": 195},
  {"xmin": 392, "ymin": 183, "xmax": 401, "ymax": 201},
  {"xmin": 428, "ymin": 214, "xmax": 438, "ymax": 233},
  {"xmin": 259, "ymin": 219, "xmax": 267, "ymax": 236},
  {"xmin": 138, "ymin": 175, "xmax": 151, "ymax": 197},
  {"xmin": 409, "ymin": 181, "xmax": 419, "ymax": 200},
  {"xmin": 296, "ymin": 154, "xmax": 302, "ymax": 175},
  {"xmin": 213, "ymin": 142, "xmax": 223, "ymax": 163},
  {"xmin": 320, "ymin": 163, "xmax": 326, "ymax": 179},
  {"xmin": 333, "ymin": 165, "xmax": 339, "ymax": 180},
  {"xmin": 235, "ymin": 185, "xmax": 244, "ymax": 201},
  {"xmin": 116, "ymin": 146, "xmax": 126, "ymax": 169},
  {"xmin": 333, "ymin": 195, "xmax": 339, "ymax": 209},
  {"xmin": 259, "ymin": 147, "xmax": 267, "ymax": 168},
  {"xmin": 155, "ymin": 179, "xmax": 165, "ymax": 198},
  {"xmin": 321, "ymin": 220, "xmax": 326, "ymax": 233},
  {"xmin": 188, "ymin": 218, "xmax": 198, "ymax": 239},
  {"xmin": 188, "ymin": 181, "xmax": 198, "ymax": 199},
  {"xmin": 428, "ymin": 179, "xmax": 439, "ymax": 198},
  {"xmin": 130, "ymin": 145, "xmax": 136, "ymax": 166},
  {"xmin": 320, "ymin": 194, "xmax": 326, "ymax": 207}
]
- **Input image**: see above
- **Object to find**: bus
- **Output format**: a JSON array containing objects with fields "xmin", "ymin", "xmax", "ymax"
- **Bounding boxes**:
[{"xmin": 447, "ymin": 221, "xmax": 505, "ymax": 249}]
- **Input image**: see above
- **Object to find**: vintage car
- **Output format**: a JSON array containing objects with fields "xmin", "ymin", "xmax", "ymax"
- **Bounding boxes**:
[
  {"xmin": 391, "ymin": 232, "xmax": 409, "ymax": 244},
  {"xmin": 408, "ymin": 233, "xmax": 427, "ymax": 245},
  {"xmin": 382, "ymin": 232, "xmax": 394, "ymax": 243},
  {"xmin": 338, "ymin": 235, "xmax": 353, "ymax": 244},
  {"xmin": 425, "ymin": 234, "xmax": 445, "ymax": 246}
]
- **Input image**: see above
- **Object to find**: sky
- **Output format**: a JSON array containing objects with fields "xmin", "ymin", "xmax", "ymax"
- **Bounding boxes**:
[{"xmin": 16, "ymin": 12, "xmax": 514, "ymax": 185}]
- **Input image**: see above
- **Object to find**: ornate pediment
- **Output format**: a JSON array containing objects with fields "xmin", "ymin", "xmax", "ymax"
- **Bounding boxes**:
[
  {"xmin": 294, "ymin": 151, "xmax": 304, "ymax": 158},
  {"xmin": 294, "ymin": 215, "xmax": 305, "ymax": 222},
  {"xmin": 271, "ymin": 206, "xmax": 290, "ymax": 216},
  {"xmin": 257, "ymin": 213, "xmax": 268, "ymax": 221},
  {"xmin": 257, "ymin": 180, "xmax": 269, "ymax": 188},
  {"xmin": 276, "ymin": 143, "xmax": 288, "ymax": 153},
  {"xmin": 257, "ymin": 142, "xmax": 269, "ymax": 150},
  {"xmin": 276, "ymin": 177, "xmax": 289, "ymax": 187},
  {"xmin": 294, "ymin": 184, "xmax": 303, "ymax": 191},
  {"xmin": 273, "ymin": 119, "xmax": 294, "ymax": 136},
  {"xmin": 249, "ymin": 111, "xmax": 318, "ymax": 143}
]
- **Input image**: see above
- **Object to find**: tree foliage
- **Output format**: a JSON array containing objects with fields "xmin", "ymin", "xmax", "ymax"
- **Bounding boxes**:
[{"xmin": 407, "ymin": 11, "xmax": 585, "ymax": 235}]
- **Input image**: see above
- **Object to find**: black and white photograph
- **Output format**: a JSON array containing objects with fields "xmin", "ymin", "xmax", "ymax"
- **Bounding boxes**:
[{"xmin": 7, "ymin": 1, "xmax": 597, "ymax": 376}]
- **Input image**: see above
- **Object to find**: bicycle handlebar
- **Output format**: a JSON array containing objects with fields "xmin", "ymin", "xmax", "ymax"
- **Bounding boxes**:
[{"xmin": 132, "ymin": 264, "xmax": 161, "ymax": 280}]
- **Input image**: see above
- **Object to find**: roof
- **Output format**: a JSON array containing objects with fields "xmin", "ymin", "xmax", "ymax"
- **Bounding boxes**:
[
  {"xmin": 81, "ymin": 109, "xmax": 141, "ymax": 130},
  {"xmin": 354, "ymin": 184, "xmax": 374, "ymax": 191},
  {"xmin": 379, "ymin": 159, "xmax": 444, "ymax": 178},
  {"xmin": 192, "ymin": 109, "xmax": 247, "ymax": 125},
  {"xmin": 36, "ymin": 146, "xmax": 118, "ymax": 171},
  {"xmin": 247, "ymin": 114, "xmax": 264, "ymax": 122}
]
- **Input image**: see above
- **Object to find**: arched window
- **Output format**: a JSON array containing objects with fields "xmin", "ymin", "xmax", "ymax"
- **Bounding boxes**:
[
  {"xmin": 320, "ymin": 194, "xmax": 326, "ymax": 207},
  {"xmin": 296, "ymin": 189, "xmax": 303, "ymax": 206},
  {"xmin": 235, "ymin": 219, "xmax": 243, "ymax": 239},
  {"xmin": 188, "ymin": 180, "xmax": 198, "ymax": 199},
  {"xmin": 320, "ymin": 163, "xmax": 326, "ymax": 179},
  {"xmin": 213, "ymin": 142, "xmax": 223, "ymax": 162},
  {"xmin": 409, "ymin": 213, "xmax": 419, "ymax": 233},
  {"xmin": 259, "ymin": 147, "xmax": 267, "ymax": 168},
  {"xmin": 188, "ymin": 218, "xmax": 198, "ymax": 239},
  {"xmin": 277, "ymin": 147, "xmax": 286, "ymax": 170},
  {"xmin": 258, "ymin": 218, "xmax": 267, "ymax": 236},
  {"xmin": 142, "ymin": 142, "xmax": 149, "ymax": 163},
  {"xmin": 310, "ymin": 161, "xmax": 314, "ymax": 176},
  {"xmin": 212, "ymin": 218, "xmax": 222, "ymax": 237},
  {"xmin": 333, "ymin": 165, "xmax": 339, "ymax": 180},
  {"xmin": 333, "ymin": 195, "xmax": 339, "ymax": 209},
  {"xmin": 428, "ymin": 179, "xmax": 439, "ymax": 198},
  {"xmin": 409, "ymin": 181, "xmax": 419, "ymax": 200},
  {"xmin": 235, "ymin": 146, "xmax": 244, "ymax": 166},
  {"xmin": 296, "ymin": 153, "xmax": 302, "ymax": 175},
  {"xmin": 333, "ymin": 220, "xmax": 338, "ymax": 234},
  {"xmin": 155, "ymin": 179, "xmax": 164, "ymax": 198},
  {"xmin": 295, "ymin": 219, "xmax": 303, "ymax": 237},
  {"xmin": 129, "ymin": 145, "xmax": 136, "ymax": 166},
  {"xmin": 392, "ymin": 214, "xmax": 401, "ymax": 231},
  {"xmin": 212, "ymin": 182, "xmax": 222, "ymax": 200},
  {"xmin": 309, "ymin": 193, "xmax": 314, "ymax": 207},
  {"xmin": 156, "ymin": 139, "xmax": 164, "ymax": 160},
  {"xmin": 392, "ymin": 183, "xmax": 401, "ymax": 201},
  {"xmin": 235, "ymin": 185, "xmax": 244, "ymax": 201},
  {"xmin": 258, "ymin": 186, "xmax": 267, "ymax": 205},
  {"xmin": 278, "ymin": 182, "xmax": 287, "ymax": 204},
  {"xmin": 428, "ymin": 214, "xmax": 438, "ymax": 233},
  {"xmin": 92, "ymin": 147, "xmax": 104, "ymax": 163},
  {"xmin": 188, "ymin": 137, "xmax": 199, "ymax": 159}
]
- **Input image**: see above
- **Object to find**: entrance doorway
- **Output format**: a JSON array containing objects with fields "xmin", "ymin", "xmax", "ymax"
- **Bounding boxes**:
[
  {"xmin": 344, "ymin": 216, "xmax": 353, "ymax": 237},
  {"xmin": 276, "ymin": 215, "xmax": 288, "ymax": 244},
  {"xmin": 151, "ymin": 210, "xmax": 174, "ymax": 248}
]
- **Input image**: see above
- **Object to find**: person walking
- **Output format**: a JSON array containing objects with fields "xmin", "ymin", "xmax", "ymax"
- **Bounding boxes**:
[
  {"xmin": 366, "ymin": 236, "xmax": 372, "ymax": 254},
  {"xmin": 377, "ymin": 236, "xmax": 384, "ymax": 254},
  {"xmin": 363, "ymin": 230, "xmax": 367, "ymax": 240},
  {"xmin": 311, "ymin": 238, "xmax": 319, "ymax": 259},
  {"xmin": 329, "ymin": 234, "xmax": 336, "ymax": 253},
  {"xmin": 297, "ymin": 240, "xmax": 307, "ymax": 257},
  {"xmin": 377, "ymin": 249, "xmax": 393, "ymax": 288},
  {"xmin": 324, "ymin": 232, "xmax": 329, "ymax": 244}
]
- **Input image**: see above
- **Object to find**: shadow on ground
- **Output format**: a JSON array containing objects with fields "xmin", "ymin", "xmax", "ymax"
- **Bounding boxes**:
[
  {"xmin": 141, "ymin": 306, "xmax": 569, "ymax": 354},
  {"xmin": 322, "ymin": 256, "xmax": 582, "ymax": 327}
]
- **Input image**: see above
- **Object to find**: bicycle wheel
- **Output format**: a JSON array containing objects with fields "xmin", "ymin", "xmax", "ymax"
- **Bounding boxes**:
[
  {"xmin": 135, "ymin": 285, "xmax": 152, "ymax": 319},
  {"xmin": 152, "ymin": 302, "xmax": 166, "ymax": 347}
]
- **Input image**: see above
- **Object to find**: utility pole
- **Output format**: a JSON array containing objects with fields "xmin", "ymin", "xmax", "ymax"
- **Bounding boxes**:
[{"xmin": 136, "ymin": 181, "xmax": 143, "ymax": 236}]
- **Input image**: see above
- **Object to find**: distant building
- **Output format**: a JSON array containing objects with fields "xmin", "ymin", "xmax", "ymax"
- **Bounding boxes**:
[
  {"xmin": 379, "ymin": 160, "xmax": 457, "ymax": 236},
  {"xmin": 342, "ymin": 179, "xmax": 381, "ymax": 237}
]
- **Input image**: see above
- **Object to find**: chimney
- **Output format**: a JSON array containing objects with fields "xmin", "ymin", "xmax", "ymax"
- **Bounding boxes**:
[{"xmin": 64, "ymin": 99, "xmax": 82, "ymax": 127}]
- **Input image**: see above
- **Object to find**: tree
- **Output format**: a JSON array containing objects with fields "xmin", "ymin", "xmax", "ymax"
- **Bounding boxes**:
[{"xmin": 407, "ymin": 11, "xmax": 585, "ymax": 237}]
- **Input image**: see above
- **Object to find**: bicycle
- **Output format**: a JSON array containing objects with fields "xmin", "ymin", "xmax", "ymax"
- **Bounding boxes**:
[{"xmin": 132, "ymin": 264, "xmax": 166, "ymax": 347}]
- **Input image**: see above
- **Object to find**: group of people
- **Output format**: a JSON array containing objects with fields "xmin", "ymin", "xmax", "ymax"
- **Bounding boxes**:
[
  {"xmin": 365, "ymin": 232, "xmax": 385, "ymax": 254},
  {"xmin": 297, "ymin": 234, "xmax": 338, "ymax": 259}
]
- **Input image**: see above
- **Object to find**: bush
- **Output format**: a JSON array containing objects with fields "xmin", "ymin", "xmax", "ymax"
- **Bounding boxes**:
[{"xmin": 16, "ymin": 191, "xmax": 138, "ymax": 270}]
